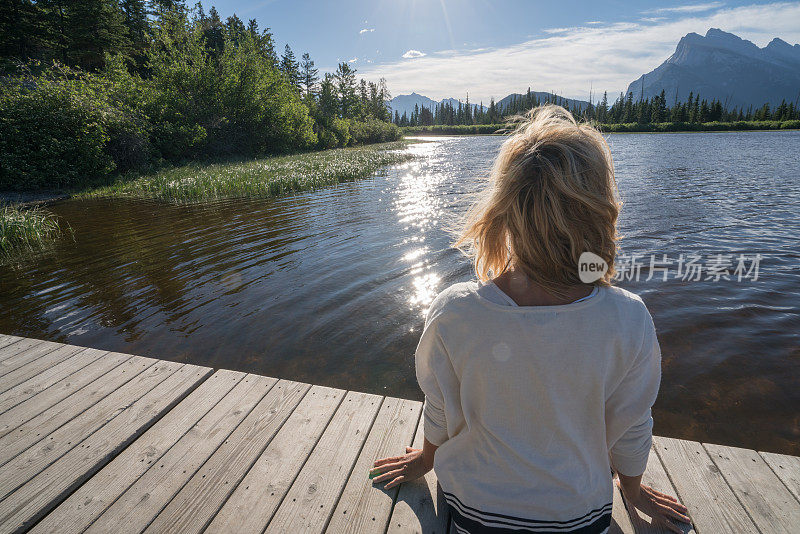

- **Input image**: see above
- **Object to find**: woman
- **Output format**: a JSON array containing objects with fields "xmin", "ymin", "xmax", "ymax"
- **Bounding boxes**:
[{"xmin": 370, "ymin": 106, "xmax": 691, "ymax": 534}]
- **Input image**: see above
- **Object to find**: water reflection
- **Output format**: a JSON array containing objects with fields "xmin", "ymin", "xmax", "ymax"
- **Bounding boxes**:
[
  {"xmin": 1, "ymin": 132, "xmax": 799, "ymax": 455},
  {"xmin": 393, "ymin": 141, "xmax": 450, "ymax": 313}
]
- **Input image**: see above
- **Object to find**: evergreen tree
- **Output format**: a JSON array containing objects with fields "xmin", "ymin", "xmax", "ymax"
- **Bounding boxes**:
[
  {"xmin": 597, "ymin": 91, "xmax": 608, "ymax": 123},
  {"xmin": 120, "ymin": 0, "xmax": 148, "ymax": 65},
  {"xmin": 317, "ymin": 73, "xmax": 338, "ymax": 119},
  {"xmin": 334, "ymin": 62, "xmax": 358, "ymax": 118},
  {"xmin": 66, "ymin": 0, "xmax": 131, "ymax": 70},
  {"xmin": 202, "ymin": 6, "xmax": 224, "ymax": 52},
  {"xmin": 0, "ymin": 0, "xmax": 45, "ymax": 61},
  {"xmin": 623, "ymin": 92, "xmax": 634, "ymax": 122},
  {"xmin": 300, "ymin": 52, "xmax": 318, "ymax": 96},
  {"xmin": 225, "ymin": 14, "xmax": 245, "ymax": 43},
  {"xmin": 280, "ymin": 44, "xmax": 300, "ymax": 91},
  {"xmin": 149, "ymin": 0, "xmax": 185, "ymax": 17}
]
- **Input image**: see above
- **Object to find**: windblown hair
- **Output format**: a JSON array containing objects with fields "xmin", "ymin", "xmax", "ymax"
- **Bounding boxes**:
[{"xmin": 455, "ymin": 105, "xmax": 620, "ymax": 296}]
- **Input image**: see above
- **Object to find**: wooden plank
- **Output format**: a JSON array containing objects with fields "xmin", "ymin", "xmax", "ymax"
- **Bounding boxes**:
[
  {"xmin": 265, "ymin": 390, "xmax": 383, "ymax": 534},
  {"xmin": 613, "ymin": 448, "xmax": 696, "ymax": 534},
  {"xmin": 0, "ymin": 355, "xmax": 155, "ymax": 466},
  {"xmin": 653, "ymin": 436, "xmax": 758, "ymax": 533},
  {"xmin": 206, "ymin": 385, "xmax": 345, "ymax": 533},
  {"xmin": 386, "ymin": 416, "xmax": 450, "ymax": 534},
  {"xmin": 30, "ymin": 370, "xmax": 246, "ymax": 534},
  {"xmin": 0, "ymin": 339, "xmax": 63, "ymax": 378},
  {"xmin": 0, "ymin": 344, "xmax": 88, "ymax": 396},
  {"xmin": 0, "ymin": 352, "xmax": 132, "ymax": 439},
  {"xmin": 609, "ymin": 482, "xmax": 634, "ymax": 534},
  {"xmin": 704, "ymin": 442, "xmax": 800, "ymax": 533},
  {"xmin": 328, "ymin": 397, "xmax": 422, "ymax": 534},
  {"xmin": 0, "ymin": 348, "xmax": 106, "ymax": 415},
  {"xmin": 642, "ymin": 447, "xmax": 696, "ymax": 534},
  {"xmin": 144, "ymin": 379, "xmax": 311, "ymax": 533},
  {"xmin": 0, "ymin": 359, "xmax": 180, "ymax": 497},
  {"xmin": 760, "ymin": 451, "xmax": 800, "ymax": 504},
  {"xmin": 0, "ymin": 335, "xmax": 23, "ymax": 352},
  {"xmin": 83, "ymin": 373, "xmax": 273, "ymax": 534},
  {"xmin": 0, "ymin": 363, "xmax": 212, "ymax": 533}
]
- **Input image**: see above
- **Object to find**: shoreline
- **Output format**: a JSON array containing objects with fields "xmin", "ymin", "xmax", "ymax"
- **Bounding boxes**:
[
  {"xmin": 1, "ymin": 141, "xmax": 413, "ymax": 206},
  {"xmin": 401, "ymin": 120, "xmax": 800, "ymax": 136}
]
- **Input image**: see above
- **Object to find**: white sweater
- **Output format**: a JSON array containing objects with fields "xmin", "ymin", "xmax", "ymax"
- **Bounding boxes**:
[{"xmin": 416, "ymin": 281, "xmax": 661, "ymax": 533}]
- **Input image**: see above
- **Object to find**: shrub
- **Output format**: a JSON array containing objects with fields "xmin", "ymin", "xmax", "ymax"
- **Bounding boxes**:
[
  {"xmin": 0, "ymin": 62, "xmax": 156, "ymax": 190},
  {"xmin": 0, "ymin": 69, "xmax": 114, "ymax": 190},
  {"xmin": 349, "ymin": 119, "xmax": 401, "ymax": 145}
]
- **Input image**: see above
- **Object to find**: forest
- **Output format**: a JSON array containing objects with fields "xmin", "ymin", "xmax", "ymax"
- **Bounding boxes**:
[
  {"xmin": 0, "ymin": 0, "xmax": 399, "ymax": 191},
  {"xmin": 395, "ymin": 88, "xmax": 800, "ymax": 128}
]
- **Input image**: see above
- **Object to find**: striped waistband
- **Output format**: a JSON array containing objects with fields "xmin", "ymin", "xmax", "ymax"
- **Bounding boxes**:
[{"xmin": 443, "ymin": 490, "xmax": 612, "ymax": 534}]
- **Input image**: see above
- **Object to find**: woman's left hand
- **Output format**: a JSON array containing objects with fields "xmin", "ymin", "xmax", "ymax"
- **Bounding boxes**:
[{"xmin": 370, "ymin": 446, "xmax": 434, "ymax": 489}]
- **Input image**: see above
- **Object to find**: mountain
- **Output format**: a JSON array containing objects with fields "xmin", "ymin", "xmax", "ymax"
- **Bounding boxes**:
[
  {"xmin": 388, "ymin": 93, "xmax": 486, "ymax": 117},
  {"xmin": 497, "ymin": 92, "xmax": 589, "ymax": 112},
  {"xmin": 388, "ymin": 92, "xmax": 439, "ymax": 117},
  {"xmin": 627, "ymin": 28, "xmax": 800, "ymax": 109},
  {"xmin": 388, "ymin": 91, "xmax": 587, "ymax": 118}
]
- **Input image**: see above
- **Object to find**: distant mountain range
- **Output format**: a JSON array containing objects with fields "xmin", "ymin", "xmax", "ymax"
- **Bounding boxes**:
[
  {"xmin": 389, "ymin": 91, "xmax": 588, "ymax": 118},
  {"xmin": 627, "ymin": 29, "xmax": 800, "ymax": 109},
  {"xmin": 496, "ymin": 93, "xmax": 589, "ymax": 111},
  {"xmin": 391, "ymin": 29, "xmax": 799, "ymax": 116},
  {"xmin": 387, "ymin": 93, "xmax": 475, "ymax": 117}
]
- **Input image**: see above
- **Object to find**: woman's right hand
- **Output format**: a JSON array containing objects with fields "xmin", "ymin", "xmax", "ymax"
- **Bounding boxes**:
[{"xmin": 617, "ymin": 479, "xmax": 692, "ymax": 533}]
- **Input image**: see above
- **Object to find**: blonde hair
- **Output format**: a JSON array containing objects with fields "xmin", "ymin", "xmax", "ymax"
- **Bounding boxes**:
[{"xmin": 455, "ymin": 105, "xmax": 620, "ymax": 296}]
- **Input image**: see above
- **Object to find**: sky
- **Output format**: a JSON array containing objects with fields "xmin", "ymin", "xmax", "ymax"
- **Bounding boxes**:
[{"xmin": 207, "ymin": 0, "xmax": 800, "ymax": 102}]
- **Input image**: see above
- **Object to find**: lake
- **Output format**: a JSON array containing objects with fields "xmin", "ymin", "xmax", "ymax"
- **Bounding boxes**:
[{"xmin": 1, "ymin": 131, "xmax": 798, "ymax": 455}]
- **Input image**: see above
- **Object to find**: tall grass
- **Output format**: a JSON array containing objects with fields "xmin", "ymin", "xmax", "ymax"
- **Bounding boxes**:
[
  {"xmin": 0, "ymin": 204, "xmax": 62, "ymax": 258},
  {"xmin": 84, "ymin": 141, "xmax": 414, "ymax": 203}
]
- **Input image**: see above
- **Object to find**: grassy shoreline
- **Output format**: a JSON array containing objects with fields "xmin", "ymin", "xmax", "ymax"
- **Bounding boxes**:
[
  {"xmin": 401, "ymin": 120, "xmax": 800, "ymax": 136},
  {"xmin": 79, "ymin": 141, "xmax": 414, "ymax": 203},
  {"xmin": 0, "ymin": 204, "xmax": 62, "ymax": 259}
]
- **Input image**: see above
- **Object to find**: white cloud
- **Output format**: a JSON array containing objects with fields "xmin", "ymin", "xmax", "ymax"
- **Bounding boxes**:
[
  {"xmin": 586, "ymin": 21, "xmax": 604, "ymax": 25},
  {"xmin": 402, "ymin": 49, "xmax": 427, "ymax": 59},
  {"xmin": 348, "ymin": 57, "xmax": 358, "ymax": 63},
  {"xmin": 543, "ymin": 27, "xmax": 576, "ymax": 34},
  {"xmin": 359, "ymin": 28, "xmax": 374, "ymax": 34},
  {"xmin": 645, "ymin": 2, "xmax": 725, "ymax": 15},
  {"xmin": 361, "ymin": 2, "xmax": 800, "ymax": 103}
]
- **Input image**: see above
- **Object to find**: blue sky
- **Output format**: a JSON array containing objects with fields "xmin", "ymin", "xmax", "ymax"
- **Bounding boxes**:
[{"xmin": 207, "ymin": 1, "xmax": 800, "ymax": 102}]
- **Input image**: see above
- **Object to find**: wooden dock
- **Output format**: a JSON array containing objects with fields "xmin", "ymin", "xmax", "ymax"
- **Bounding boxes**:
[{"xmin": 0, "ymin": 334, "xmax": 798, "ymax": 533}]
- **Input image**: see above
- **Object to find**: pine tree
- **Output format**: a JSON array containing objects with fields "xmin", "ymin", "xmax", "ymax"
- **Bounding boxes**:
[
  {"xmin": 597, "ymin": 91, "xmax": 608, "ymax": 123},
  {"xmin": 280, "ymin": 44, "xmax": 300, "ymax": 91},
  {"xmin": 120, "ymin": 0, "xmax": 148, "ymax": 65},
  {"xmin": 203, "ymin": 6, "xmax": 224, "ymax": 52},
  {"xmin": 334, "ymin": 61, "xmax": 358, "ymax": 118},
  {"xmin": 148, "ymin": 0, "xmax": 185, "ymax": 18},
  {"xmin": 225, "ymin": 14, "xmax": 245, "ymax": 43},
  {"xmin": 300, "ymin": 52, "xmax": 318, "ymax": 96},
  {"xmin": 65, "ymin": 0, "xmax": 132, "ymax": 70},
  {"xmin": 245, "ymin": 19, "xmax": 277, "ymax": 66},
  {"xmin": 0, "ymin": 0, "xmax": 46, "ymax": 61},
  {"xmin": 317, "ymin": 73, "xmax": 338, "ymax": 119}
]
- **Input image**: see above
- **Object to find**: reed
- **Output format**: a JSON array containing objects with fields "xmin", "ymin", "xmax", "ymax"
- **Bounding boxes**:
[
  {"xmin": 0, "ymin": 204, "xmax": 62, "ymax": 257},
  {"xmin": 83, "ymin": 141, "xmax": 413, "ymax": 203}
]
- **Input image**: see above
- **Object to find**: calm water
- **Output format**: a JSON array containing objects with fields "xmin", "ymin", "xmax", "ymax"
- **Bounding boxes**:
[{"xmin": 1, "ymin": 132, "xmax": 799, "ymax": 455}]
